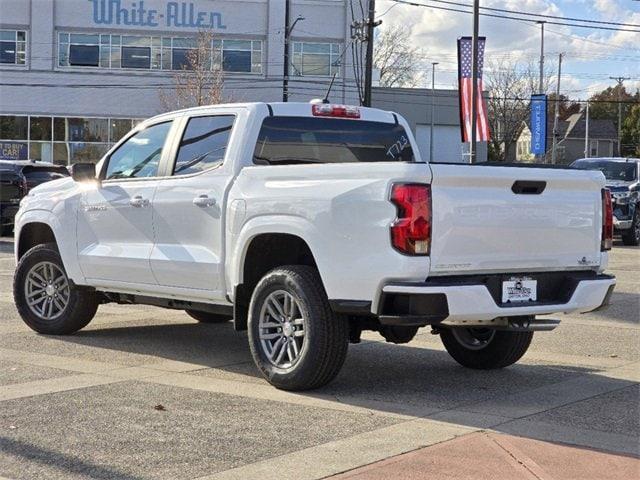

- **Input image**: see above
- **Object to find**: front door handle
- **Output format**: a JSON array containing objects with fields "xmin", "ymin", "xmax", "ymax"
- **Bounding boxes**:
[
  {"xmin": 130, "ymin": 195, "xmax": 150, "ymax": 207},
  {"xmin": 193, "ymin": 194, "xmax": 216, "ymax": 207}
]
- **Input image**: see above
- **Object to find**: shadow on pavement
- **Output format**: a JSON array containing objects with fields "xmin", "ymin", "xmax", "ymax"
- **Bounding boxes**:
[
  {"xmin": 54, "ymin": 321, "xmax": 637, "ymax": 421},
  {"xmin": 0, "ymin": 436, "xmax": 143, "ymax": 480}
]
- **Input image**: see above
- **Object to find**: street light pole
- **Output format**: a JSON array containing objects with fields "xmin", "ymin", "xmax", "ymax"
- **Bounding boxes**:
[
  {"xmin": 537, "ymin": 21, "xmax": 545, "ymax": 94},
  {"xmin": 550, "ymin": 53, "xmax": 563, "ymax": 164},
  {"xmin": 430, "ymin": 62, "xmax": 438, "ymax": 163},
  {"xmin": 470, "ymin": 0, "xmax": 480, "ymax": 163},
  {"xmin": 535, "ymin": 20, "xmax": 545, "ymax": 163},
  {"xmin": 584, "ymin": 101, "xmax": 590, "ymax": 158}
]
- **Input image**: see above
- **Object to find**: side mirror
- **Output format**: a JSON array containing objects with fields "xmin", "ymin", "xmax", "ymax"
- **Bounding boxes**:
[{"xmin": 71, "ymin": 163, "xmax": 97, "ymax": 182}]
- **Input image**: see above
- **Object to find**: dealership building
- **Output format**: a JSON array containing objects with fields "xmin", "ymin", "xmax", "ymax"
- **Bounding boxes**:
[{"xmin": 0, "ymin": 0, "xmax": 361, "ymax": 164}]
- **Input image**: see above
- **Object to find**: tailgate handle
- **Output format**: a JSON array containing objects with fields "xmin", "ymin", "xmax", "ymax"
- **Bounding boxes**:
[{"xmin": 512, "ymin": 180, "xmax": 546, "ymax": 195}]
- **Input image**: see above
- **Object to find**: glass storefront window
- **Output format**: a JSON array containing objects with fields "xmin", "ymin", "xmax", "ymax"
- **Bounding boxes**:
[
  {"xmin": 110, "ymin": 119, "xmax": 133, "ymax": 142},
  {"xmin": 68, "ymin": 142, "xmax": 111, "ymax": 164},
  {"xmin": 0, "ymin": 116, "xmax": 138, "ymax": 164},
  {"xmin": 30, "ymin": 117, "xmax": 52, "ymax": 141},
  {"xmin": 29, "ymin": 142, "xmax": 54, "ymax": 162},
  {"xmin": 0, "ymin": 116, "xmax": 28, "ymax": 140}
]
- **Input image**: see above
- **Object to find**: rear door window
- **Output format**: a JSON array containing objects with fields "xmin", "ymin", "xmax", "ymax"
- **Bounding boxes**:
[
  {"xmin": 253, "ymin": 116, "xmax": 415, "ymax": 165},
  {"xmin": 173, "ymin": 115, "xmax": 235, "ymax": 176}
]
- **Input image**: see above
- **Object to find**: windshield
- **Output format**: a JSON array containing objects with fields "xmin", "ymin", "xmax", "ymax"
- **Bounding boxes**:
[
  {"xmin": 253, "ymin": 116, "xmax": 415, "ymax": 165},
  {"xmin": 573, "ymin": 160, "xmax": 637, "ymax": 182}
]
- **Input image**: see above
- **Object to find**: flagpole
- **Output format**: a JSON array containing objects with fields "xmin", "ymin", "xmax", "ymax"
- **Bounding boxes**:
[{"xmin": 470, "ymin": 0, "xmax": 480, "ymax": 163}]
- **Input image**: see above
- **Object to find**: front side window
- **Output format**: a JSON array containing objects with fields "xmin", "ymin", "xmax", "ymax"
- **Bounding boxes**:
[
  {"xmin": 173, "ymin": 116, "xmax": 234, "ymax": 176},
  {"xmin": 253, "ymin": 116, "xmax": 414, "ymax": 165},
  {"xmin": 0, "ymin": 30, "xmax": 26, "ymax": 65},
  {"xmin": 105, "ymin": 122, "xmax": 172, "ymax": 180},
  {"xmin": 292, "ymin": 42, "xmax": 340, "ymax": 76}
]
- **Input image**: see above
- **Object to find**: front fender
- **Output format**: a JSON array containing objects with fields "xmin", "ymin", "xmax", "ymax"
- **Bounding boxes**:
[
  {"xmin": 15, "ymin": 208, "xmax": 85, "ymax": 285},
  {"xmin": 225, "ymin": 215, "xmax": 323, "ymax": 301}
]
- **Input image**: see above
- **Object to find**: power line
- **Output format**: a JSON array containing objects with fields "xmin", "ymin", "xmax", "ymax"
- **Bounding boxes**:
[{"xmin": 388, "ymin": 0, "xmax": 640, "ymax": 32}]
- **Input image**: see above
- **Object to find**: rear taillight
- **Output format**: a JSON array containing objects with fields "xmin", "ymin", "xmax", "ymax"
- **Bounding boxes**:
[
  {"xmin": 311, "ymin": 104, "xmax": 360, "ymax": 118},
  {"xmin": 390, "ymin": 183, "xmax": 431, "ymax": 255},
  {"xmin": 601, "ymin": 188, "xmax": 613, "ymax": 251}
]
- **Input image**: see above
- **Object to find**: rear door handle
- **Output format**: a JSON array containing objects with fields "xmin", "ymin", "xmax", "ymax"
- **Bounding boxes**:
[
  {"xmin": 130, "ymin": 195, "xmax": 150, "ymax": 207},
  {"xmin": 193, "ymin": 194, "xmax": 216, "ymax": 207}
]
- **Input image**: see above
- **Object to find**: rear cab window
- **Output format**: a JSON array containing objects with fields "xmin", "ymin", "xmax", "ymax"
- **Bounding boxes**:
[{"xmin": 253, "ymin": 116, "xmax": 415, "ymax": 165}]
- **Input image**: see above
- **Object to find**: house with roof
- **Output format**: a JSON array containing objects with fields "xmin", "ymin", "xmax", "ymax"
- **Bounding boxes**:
[{"xmin": 515, "ymin": 110, "xmax": 619, "ymax": 164}]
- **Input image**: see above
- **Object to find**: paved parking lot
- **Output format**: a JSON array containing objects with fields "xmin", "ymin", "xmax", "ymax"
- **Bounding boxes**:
[{"xmin": 0, "ymin": 238, "xmax": 638, "ymax": 479}]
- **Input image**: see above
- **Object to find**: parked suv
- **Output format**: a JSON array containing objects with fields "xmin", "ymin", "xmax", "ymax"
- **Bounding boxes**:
[
  {"xmin": 0, "ymin": 161, "xmax": 69, "ymax": 235},
  {"xmin": 572, "ymin": 157, "xmax": 640, "ymax": 246},
  {"xmin": 13, "ymin": 103, "xmax": 615, "ymax": 390}
]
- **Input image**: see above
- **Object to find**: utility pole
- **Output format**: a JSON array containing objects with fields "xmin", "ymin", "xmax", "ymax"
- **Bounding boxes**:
[
  {"xmin": 609, "ymin": 76, "xmax": 630, "ymax": 155},
  {"xmin": 363, "ymin": 0, "xmax": 380, "ymax": 107},
  {"xmin": 584, "ymin": 101, "xmax": 590, "ymax": 158},
  {"xmin": 470, "ymin": 0, "xmax": 480, "ymax": 163},
  {"xmin": 430, "ymin": 62, "xmax": 438, "ymax": 162},
  {"xmin": 535, "ymin": 20, "xmax": 545, "ymax": 162},
  {"xmin": 282, "ymin": 0, "xmax": 291, "ymax": 102},
  {"xmin": 282, "ymin": 3, "xmax": 305, "ymax": 102},
  {"xmin": 550, "ymin": 53, "xmax": 563, "ymax": 164}
]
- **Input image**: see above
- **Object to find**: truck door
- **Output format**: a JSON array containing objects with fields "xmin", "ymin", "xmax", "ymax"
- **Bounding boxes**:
[
  {"xmin": 76, "ymin": 121, "xmax": 173, "ymax": 286},
  {"xmin": 149, "ymin": 114, "xmax": 235, "ymax": 301}
]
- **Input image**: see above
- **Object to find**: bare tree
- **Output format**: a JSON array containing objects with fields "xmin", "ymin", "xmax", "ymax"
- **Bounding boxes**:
[
  {"xmin": 159, "ymin": 30, "xmax": 226, "ymax": 111},
  {"xmin": 485, "ymin": 59, "xmax": 551, "ymax": 161},
  {"xmin": 374, "ymin": 25, "xmax": 423, "ymax": 88}
]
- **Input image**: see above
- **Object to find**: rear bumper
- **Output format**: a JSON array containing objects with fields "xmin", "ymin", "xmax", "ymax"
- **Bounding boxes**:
[{"xmin": 378, "ymin": 273, "xmax": 615, "ymax": 327}]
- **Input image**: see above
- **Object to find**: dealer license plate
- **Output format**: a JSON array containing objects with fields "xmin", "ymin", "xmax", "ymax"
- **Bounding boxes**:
[{"xmin": 502, "ymin": 277, "xmax": 537, "ymax": 303}]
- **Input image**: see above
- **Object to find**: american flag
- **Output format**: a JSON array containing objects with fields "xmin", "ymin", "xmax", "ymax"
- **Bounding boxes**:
[{"xmin": 457, "ymin": 37, "xmax": 490, "ymax": 142}]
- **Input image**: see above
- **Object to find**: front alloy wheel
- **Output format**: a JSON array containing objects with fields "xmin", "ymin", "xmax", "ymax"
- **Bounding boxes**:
[
  {"xmin": 14, "ymin": 243, "xmax": 99, "ymax": 335},
  {"xmin": 24, "ymin": 261, "xmax": 70, "ymax": 321}
]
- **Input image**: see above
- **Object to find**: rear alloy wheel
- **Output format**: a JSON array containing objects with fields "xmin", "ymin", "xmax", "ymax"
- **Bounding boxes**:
[
  {"xmin": 440, "ymin": 326, "xmax": 533, "ymax": 369},
  {"xmin": 248, "ymin": 265, "xmax": 349, "ymax": 391},
  {"xmin": 14, "ymin": 243, "xmax": 99, "ymax": 335},
  {"xmin": 185, "ymin": 310, "xmax": 231, "ymax": 324}
]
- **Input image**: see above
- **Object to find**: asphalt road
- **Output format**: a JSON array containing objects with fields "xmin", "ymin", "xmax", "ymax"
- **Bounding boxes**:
[{"xmin": 0, "ymin": 238, "xmax": 638, "ymax": 480}]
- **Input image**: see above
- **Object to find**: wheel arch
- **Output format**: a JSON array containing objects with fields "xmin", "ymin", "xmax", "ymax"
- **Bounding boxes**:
[
  {"xmin": 227, "ymin": 218, "xmax": 324, "ymax": 331},
  {"xmin": 15, "ymin": 211, "xmax": 85, "ymax": 284}
]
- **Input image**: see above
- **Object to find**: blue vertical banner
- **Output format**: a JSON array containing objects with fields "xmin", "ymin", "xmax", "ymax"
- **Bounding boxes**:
[{"xmin": 530, "ymin": 94, "xmax": 547, "ymax": 155}]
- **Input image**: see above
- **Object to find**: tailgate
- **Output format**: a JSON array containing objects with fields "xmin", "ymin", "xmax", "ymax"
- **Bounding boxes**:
[{"xmin": 428, "ymin": 164, "xmax": 605, "ymax": 275}]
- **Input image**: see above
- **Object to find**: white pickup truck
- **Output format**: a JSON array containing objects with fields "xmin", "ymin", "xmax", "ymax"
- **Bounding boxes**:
[{"xmin": 13, "ymin": 102, "xmax": 616, "ymax": 390}]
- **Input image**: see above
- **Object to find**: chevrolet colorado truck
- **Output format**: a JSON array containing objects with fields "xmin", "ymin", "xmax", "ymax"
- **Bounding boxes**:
[{"xmin": 13, "ymin": 102, "xmax": 616, "ymax": 391}]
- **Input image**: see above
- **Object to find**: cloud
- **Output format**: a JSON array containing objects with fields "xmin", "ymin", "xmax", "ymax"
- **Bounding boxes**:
[{"xmin": 375, "ymin": 0, "xmax": 640, "ymax": 95}]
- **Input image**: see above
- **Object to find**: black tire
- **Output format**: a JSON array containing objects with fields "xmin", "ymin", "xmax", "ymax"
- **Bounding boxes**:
[
  {"xmin": 247, "ymin": 265, "xmax": 349, "ymax": 391},
  {"xmin": 440, "ymin": 327, "xmax": 533, "ymax": 369},
  {"xmin": 185, "ymin": 310, "xmax": 231, "ymax": 323},
  {"xmin": 13, "ymin": 243, "xmax": 99, "ymax": 335},
  {"xmin": 621, "ymin": 208, "xmax": 640, "ymax": 246}
]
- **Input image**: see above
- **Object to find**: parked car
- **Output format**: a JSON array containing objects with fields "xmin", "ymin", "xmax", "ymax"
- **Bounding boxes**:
[
  {"xmin": 13, "ymin": 103, "xmax": 615, "ymax": 390},
  {"xmin": 571, "ymin": 157, "xmax": 640, "ymax": 246},
  {"xmin": 0, "ymin": 160, "xmax": 69, "ymax": 236}
]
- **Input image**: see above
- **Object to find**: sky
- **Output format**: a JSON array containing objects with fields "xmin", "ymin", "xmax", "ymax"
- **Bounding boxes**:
[{"xmin": 374, "ymin": 0, "xmax": 640, "ymax": 100}]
